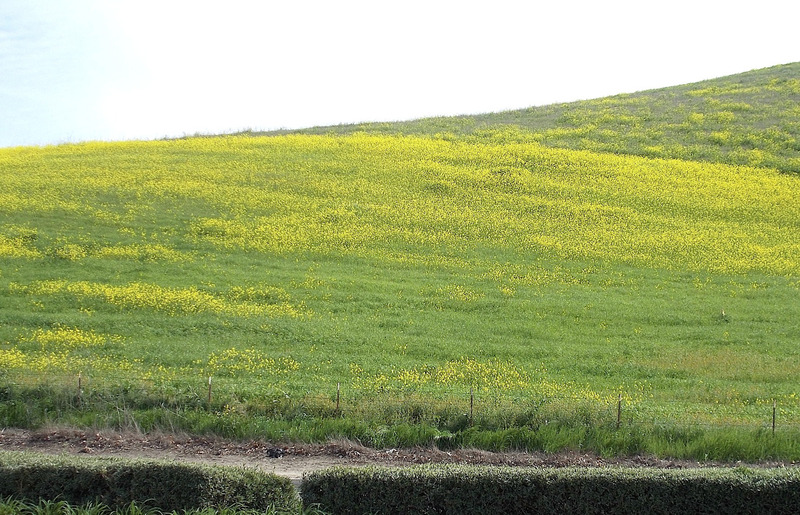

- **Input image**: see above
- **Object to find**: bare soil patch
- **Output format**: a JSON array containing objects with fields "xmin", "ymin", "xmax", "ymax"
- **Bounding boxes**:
[{"xmin": 0, "ymin": 428, "xmax": 790, "ymax": 488}]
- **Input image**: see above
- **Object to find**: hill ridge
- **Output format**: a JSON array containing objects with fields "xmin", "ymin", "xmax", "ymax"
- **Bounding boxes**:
[{"xmin": 252, "ymin": 62, "xmax": 800, "ymax": 173}]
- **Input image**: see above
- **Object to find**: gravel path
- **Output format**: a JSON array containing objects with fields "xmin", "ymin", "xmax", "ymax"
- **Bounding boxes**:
[{"xmin": 0, "ymin": 428, "xmax": 788, "ymax": 488}]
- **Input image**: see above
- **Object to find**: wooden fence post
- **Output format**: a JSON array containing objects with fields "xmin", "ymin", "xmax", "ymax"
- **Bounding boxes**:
[
  {"xmin": 77, "ymin": 373, "xmax": 83, "ymax": 408},
  {"xmin": 773, "ymin": 399, "xmax": 777, "ymax": 435},
  {"xmin": 336, "ymin": 382, "xmax": 341, "ymax": 412},
  {"xmin": 616, "ymin": 393, "xmax": 622, "ymax": 429},
  {"xmin": 470, "ymin": 387, "xmax": 474, "ymax": 426}
]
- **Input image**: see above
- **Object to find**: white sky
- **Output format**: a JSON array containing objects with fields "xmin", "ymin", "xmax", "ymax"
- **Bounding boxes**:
[{"xmin": 1, "ymin": 0, "xmax": 798, "ymax": 147}]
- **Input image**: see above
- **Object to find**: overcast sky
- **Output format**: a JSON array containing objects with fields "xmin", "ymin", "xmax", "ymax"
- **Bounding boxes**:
[{"xmin": 1, "ymin": 0, "xmax": 798, "ymax": 148}]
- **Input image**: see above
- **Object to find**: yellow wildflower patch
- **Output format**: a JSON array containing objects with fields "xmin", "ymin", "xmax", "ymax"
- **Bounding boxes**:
[
  {"xmin": 206, "ymin": 348, "xmax": 300, "ymax": 377},
  {"xmin": 22, "ymin": 326, "xmax": 116, "ymax": 350},
  {"xmin": 0, "ymin": 348, "xmax": 26, "ymax": 369},
  {"xmin": 11, "ymin": 280, "xmax": 310, "ymax": 319},
  {"xmin": 93, "ymin": 243, "xmax": 189, "ymax": 262},
  {"xmin": 351, "ymin": 358, "xmax": 529, "ymax": 392}
]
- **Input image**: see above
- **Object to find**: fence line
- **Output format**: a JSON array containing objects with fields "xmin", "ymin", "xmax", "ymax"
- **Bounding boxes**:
[{"xmin": 2, "ymin": 370, "xmax": 798, "ymax": 432}]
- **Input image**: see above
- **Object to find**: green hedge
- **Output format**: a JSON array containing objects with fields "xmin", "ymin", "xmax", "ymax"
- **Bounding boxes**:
[
  {"xmin": 302, "ymin": 464, "xmax": 800, "ymax": 514},
  {"xmin": 0, "ymin": 451, "xmax": 299, "ymax": 512}
]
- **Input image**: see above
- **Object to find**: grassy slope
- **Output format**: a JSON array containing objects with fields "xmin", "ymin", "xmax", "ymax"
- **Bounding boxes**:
[
  {"xmin": 1, "ymin": 63, "xmax": 800, "ymax": 461},
  {"xmin": 262, "ymin": 62, "xmax": 800, "ymax": 173}
]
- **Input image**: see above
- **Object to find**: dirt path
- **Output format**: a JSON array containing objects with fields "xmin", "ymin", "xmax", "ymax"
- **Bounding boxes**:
[{"xmin": 0, "ymin": 428, "xmax": 786, "ymax": 488}]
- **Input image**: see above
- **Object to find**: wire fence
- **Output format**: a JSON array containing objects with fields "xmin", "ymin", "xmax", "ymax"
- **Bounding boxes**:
[{"xmin": 2, "ymin": 370, "xmax": 799, "ymax": 433}]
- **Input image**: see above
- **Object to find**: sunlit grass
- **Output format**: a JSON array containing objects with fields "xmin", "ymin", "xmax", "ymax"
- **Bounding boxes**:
[
  {"xmin": 281, "ymin": 62, "xmax": 800, "ymax": 174},
  {"xmin": 1, "ymin": 69, "xmax": 800, "ymax": 459}
]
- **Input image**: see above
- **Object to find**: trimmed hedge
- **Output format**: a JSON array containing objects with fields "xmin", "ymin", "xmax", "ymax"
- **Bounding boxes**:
[
  {"xmin": 0, "ymin": 450, "xmax": 299, "ymax": 512},
  {"xmin": 302, "ymin": 464, "xmax": 800, "ymax": 514}
]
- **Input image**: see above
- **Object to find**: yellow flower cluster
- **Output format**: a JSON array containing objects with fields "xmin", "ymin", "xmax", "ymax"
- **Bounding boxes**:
[
  {"xmin": 485, "ymin": 263, "xmax": 596, "ymax": 289},
  {"xmin": 349, "ymin": 359, "xmax": 645, "ymax": 408},
  {"xmin": 435, "ymin": 285, "xmax": 484, "ymax": 302},
  {"xmin": 351, "ymin": 358, "xmax": 529, "ymax": 392},
  {"xmin": 11, "ymin": 280, "xmax": 309, "ymax": 319},
  {"xmin": 226, "ymin": 285, "xmax": 291, "ymax": 303},
  {"xmin": 167, "ymin": 134, "xmax": 798, "ymax": 276},
  {"xmin": 435, "ymin": 358, "xmax": 528, "ymax": 390},
  {"xmin": 93, "ymin": 243, "xmax": 189, "ymax": 262},
  {"xmin": 47, "ymin": 241, "xmax": 89, "ymax": 260},
  {"xmin": 0, "ymin": 235, "xmax": 41, "ymax": 258},
  {"xmin": 530, "ymin": 377, "xmax": 634, "ymax": 405},
  {"xmin": 22, "ymin": 326, "xmax": 116, "ymax": 350},
  {"xmin": 0, "ymin": 348, "xmax": 26, "ymax": 369},
  {"xmin": 206, "ymin": 348, "xmax": 300, "ymax": 377},
  {"xmin": 1, "ymin": 133, "xmax": 798, "ymax": 275},
  {"xmin": 0, "ymin": 322, "xmax": 137, "ymax": 376},
  {"xmin": 0, "ymin": 346, "xmax": 136, "ymax": 374},
  {"xmin": 0, "ymin": 227, "xmax": 189, "ymax": 263},
  {"xmin": 0, "ymin": 225, "xmax": 40, "ymax": 258}
]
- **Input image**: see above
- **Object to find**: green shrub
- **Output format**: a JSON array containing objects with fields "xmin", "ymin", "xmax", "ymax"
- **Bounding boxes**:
[
  {"xmin": 302, "ymin": 464, "xmax": 800, "ymax": 514},
  {"xmin": 0, "ymin": 496, "xmax": 320, "ymax": 514},
  {"xmin": 0, "ymin": 451, "xmax": 299, "ymax": 513}
]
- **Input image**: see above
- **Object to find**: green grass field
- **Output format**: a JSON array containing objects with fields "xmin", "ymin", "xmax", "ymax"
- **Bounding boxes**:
[{"xmin": 1, "ymin": 63, "xmax": 799, "ymax": 461}]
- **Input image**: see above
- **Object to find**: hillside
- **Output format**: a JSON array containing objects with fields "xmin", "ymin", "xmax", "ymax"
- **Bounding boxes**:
[
  {"xmin": 263, "ymin": 62, "xmax": 800, "ymax": 173},
  {"xmin": 1, "ymin": 64, "xmax": 800, "ymax": 460}
]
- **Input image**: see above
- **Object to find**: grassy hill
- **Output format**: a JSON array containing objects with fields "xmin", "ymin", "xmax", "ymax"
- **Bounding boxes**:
[
  {"xmin": 264, "ymin": 62, "xmax": 800, "ymax": 173},
  {"xmin": 1, "ymin": 63, "xmax": 799, "ymax": 461}
]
